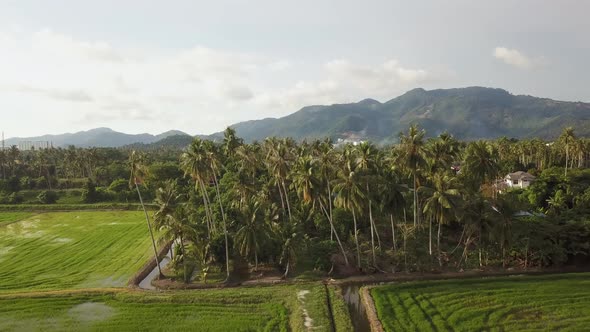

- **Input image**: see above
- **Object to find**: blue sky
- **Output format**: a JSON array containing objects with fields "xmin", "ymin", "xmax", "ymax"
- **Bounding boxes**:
[{"xmin": 1, "ymin": 0, "xmax": 588, "ymax": 137}]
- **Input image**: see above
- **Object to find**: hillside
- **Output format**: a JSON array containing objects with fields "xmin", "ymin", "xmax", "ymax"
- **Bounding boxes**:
[
  {"xmin": 6, "ymin": 87, "xmax": 590, "ymax": 148},
  {"xmin": 4, "ymin": 128, "xmax": 190, "ymax": 148},
  {"xmin": 225, "ymin": 87, "xmax": 590, "ymax": 143}
]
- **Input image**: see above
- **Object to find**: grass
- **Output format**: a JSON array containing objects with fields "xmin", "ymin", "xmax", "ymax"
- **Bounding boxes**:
[
  {"xmin": 328, "ymin": 285, "xmax": 354, "ymax": 332},
  {"xmin": 0, "ymin": 212, "xmax": 34, "ymax": 226},
  {"xmin": 0, "ymin": 211, "xmax": 156, "ymax": 293},
  {"xmin": 371, "ymin": 273, "xmax": 590, "ymax": 331},
  {"xmin": 0, "ymin": 203, "xmax": 156, "ymax": 212},
  {"xmin": 0, "ymin": 283, "xmax": 338, "ymax": 332}
]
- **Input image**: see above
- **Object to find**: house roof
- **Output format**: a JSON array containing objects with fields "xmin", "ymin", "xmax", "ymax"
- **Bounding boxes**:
[{"xmin": 505, "ymin": 171, "xmax": 536, "ymax": 181}]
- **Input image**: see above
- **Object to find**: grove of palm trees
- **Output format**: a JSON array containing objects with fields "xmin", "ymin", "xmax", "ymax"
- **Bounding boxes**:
[
  {"xmin": 1, "ymin": 125, "xmax": 590, "ymax": 282},
  {"xmin": 126, "ymin": 126, "xmax": 590, "ymax": 281}
]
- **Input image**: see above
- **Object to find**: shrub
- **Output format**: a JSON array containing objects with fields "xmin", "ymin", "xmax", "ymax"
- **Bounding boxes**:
[
  {"xmin": 37, "ymin": 190, "xmax": 58, "ymax": 204},
  {"xmin": 81, "ymin": 179, "xmax": 99, "ymax": 203},
  {"xmin": 8, "ymin": 192, "xmax": 23, "ymax": 204},
  {"xmin": 108, "ymin": 179, "xmax": 129, "ymax": 193}
]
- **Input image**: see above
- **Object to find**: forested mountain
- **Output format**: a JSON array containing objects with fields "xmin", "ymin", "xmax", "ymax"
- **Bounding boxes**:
[
  {"xmin": 6, "ymin": 87, "xmax": 590, "ymax": 147},
  {"xmin": 4, "ymin": 128, "xmax": 189, "ymax": 148},
  {"xmin": 224, "ymin": 87, "xmax": 590, "ymax": 143}
]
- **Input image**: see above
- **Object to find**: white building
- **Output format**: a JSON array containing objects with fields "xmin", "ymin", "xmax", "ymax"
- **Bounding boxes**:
[{"xmin": 505, "ymin": 171, "xmax": 536, "ymax": 189}]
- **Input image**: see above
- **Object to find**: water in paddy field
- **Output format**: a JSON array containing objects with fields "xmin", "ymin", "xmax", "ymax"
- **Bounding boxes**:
[
  {"xmin": 342, "ymin": 284, "xmax": 372, "ymax": 332},
  {"xmin": 138, "ymin": 247, "xmax": 172, "ymax": 290}
]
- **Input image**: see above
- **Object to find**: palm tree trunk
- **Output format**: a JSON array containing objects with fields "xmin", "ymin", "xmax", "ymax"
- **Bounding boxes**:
[
  {"xmin": 437, "ymin": 217, "xmax": 442, "ymax": 267},
  {"xmin": 413, "ymin": 172, "xmax": 418, "ymax": 226},
  {"xmin": 352, "ymin": 209, "xmax": 361, "ymax": 269},
  {"xmin": 428, "ymin": 215, "xmax": 432, "ymax": 256},
  {"xmin": 369, "ymin": 200, "xmax": 376, "ymax": 267},
  {"xmin": 211, "ymin": 173, "xmax": 230, "ymax": 280},
  {"xmin": 135, "ymin": 184, "xmax": 162, "ymax": 277},
  {"xmin": 254, "ymin": 251, "xmax": 258, "ymax": 272},
  {"xmin": 180, "ymin": 235, "xmax": 188, "ymax": 283},
  {"xmin": 319, "ymin": 200, "xmax": 349, "ymax": 266},
  {"xmin": 565, "ymin": 144, "xmax": 569, "ymax": 176},
  {"xmin": 198, "ymin": 181, "xmax": 212, "ymax": 238},
  {"xmin": 327, "ymin": 182, "xmax": 334, "ymax": 241},
  {"xmin": 277, "ymin": 182, "xmax": 286, "ymax": 219},
  {"xmin": 283, "ymin": 259, "xmax": 290, "ymax": 279},
  {"xmin": 390, "ymin": 214, "xmax": 397, "ymax": 251},
  {"xmin": 281, "ymin": 179, "xmax": 292, "ymax": 220}
]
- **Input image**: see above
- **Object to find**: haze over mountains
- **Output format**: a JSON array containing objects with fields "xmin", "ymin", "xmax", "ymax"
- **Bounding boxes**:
[{"xmin": 6, "ymin": 87, "xmax": 590, "ymax": 148}]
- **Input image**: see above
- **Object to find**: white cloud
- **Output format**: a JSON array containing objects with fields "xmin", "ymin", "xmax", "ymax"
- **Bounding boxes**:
[
  {"xmin": 0, "ymin": 27, "xmax": 444, "ymax": 136},
  {"xmin": 6, "ymin": 84, "xmax": 93, "ymax": 102},
  {"xmin": 493, "ymin": 47, "xmax": 546, "ymax": 70},
  {"xmin": 33, "ymin": 29, "xmax": 125, "ymax": 63}
]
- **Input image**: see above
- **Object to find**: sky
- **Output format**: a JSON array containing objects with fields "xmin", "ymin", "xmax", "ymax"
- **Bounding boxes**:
[{"xmin": 1, "ymin": 0, "xmax": 589, "ymax": 138}]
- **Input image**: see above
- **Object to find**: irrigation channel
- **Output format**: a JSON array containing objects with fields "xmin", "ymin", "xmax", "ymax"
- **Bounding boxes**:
[
  {"xmin": 138, "ymin": 246, "xmax": 173, "ymax": 290},
  {"xmin": 139, "ymin": 244, "xmax": 374, "ymax": 330},
  {"xmin": 342, "ymin": 283, "xmax": 372, "ymax": 332}
]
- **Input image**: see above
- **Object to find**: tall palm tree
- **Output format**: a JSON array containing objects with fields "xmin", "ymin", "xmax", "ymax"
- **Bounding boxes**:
[
  {"xmin": 333, "ymin": 158, "xmax": 365, "ymax": 268},
  {"xmin": 355, "ymin": 141, "xmax": 380, "ymax": 267},
  {"xmin": 180, "ymin": 140, "xmax": 215, "ymax": 237},
  {"xmin": 234, "ymin": 200, "xmax": 271, "ymax": 271},
  {"xmin": 559, "ymin": 127, "xmax": 576, "ymax": 176},
  {"xmin": 463, "ymin": 141, "xmax": 500, "ymax": 194},
  {"xmin": 129, "ymin": 151, "xmax": 162, "ymax": 277},
  {"xmin": 421, "ymin": 172, "xmax": 460, "ymax": 265},
  {"xmin": 154, "ymin": 181, "xmax": 196, "ymax": 282},
  {"xmin": 202, "ymin": 140, "xmax": 231, "ymax": 281},
  {"xmin": 398, "ymin": 125, "xmax": 426, "ymax": 226},
  {"xmin": 291, "ymin": 155, "xmax": 349, "ymax": 266}
]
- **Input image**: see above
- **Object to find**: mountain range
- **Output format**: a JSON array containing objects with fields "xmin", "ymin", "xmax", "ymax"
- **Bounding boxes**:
[
  {"xmin": 4, "ymin": 128, "xmax": 190, "ymax": 148},
  {"xmin": 6, "ymin": 87, "xmax": 590, "ymax": 148}
]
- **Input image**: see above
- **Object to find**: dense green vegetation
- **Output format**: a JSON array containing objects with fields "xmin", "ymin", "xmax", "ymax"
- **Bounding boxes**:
[
  {"xmin": 371, "ymin": 273, "xmax": 590, "ymax": 331},
  {"xmin": 2, "ymin": 125, "xmax": 589, "ymax": 281},
  {"xmin": 0, "ymin": 283, "xmax": 340, "ymax": 332},
  {"xmin": 0, "ymin": 211, "xmax": 154, "ymax": 293}
]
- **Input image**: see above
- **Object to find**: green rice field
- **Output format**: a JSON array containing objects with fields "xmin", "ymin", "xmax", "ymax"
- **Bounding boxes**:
[
  {"xmin": 0, "ymin": 284, "xmax": 335, "ymax": 332},
  {"xmin": 0, "ymin": 212, "xmax": 33, "ymax": 226},
  {"xmin": 0, "ymin": 211, "xmax": 155, "ymax": 292},
  {"xmin": 371, "ymin": 273, "xmax": 590, "ymax": 331}
]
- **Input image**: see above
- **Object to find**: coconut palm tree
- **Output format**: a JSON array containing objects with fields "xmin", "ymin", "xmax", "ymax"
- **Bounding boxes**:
[
  {"xmin": 234, "ymin": 200, "xmax": 272, "ymax": 271},
  {"xmin": 398, "ymin": 124, "xmax": 426, "ymax": 226},
  {"xmin": 559, "ymin": 127, "xmax": 576, "ymax": 176},
  {"xmin": 333, "ymin": 155, "xmax": 365, "ymax": 268},
  {"xmin": 291, "ymin": 154, "xmax": 349, "ymax": 266},
  {"xmin": 355, "ymin": 141, "xmax": 381, "ymax": 267},
  {"xmin": 421, "ymin": 171, "xmax": 460, "ymax": 265},
  {"xmin": 154, "ymin": 181, "xmax": 197, "ymax": 282},
  {"xmin": 180, "ymin": 140, "xmax": 215, "ymax": 237},
  {"xmin": 129, "ymin": 150, "xmax": 162, "ymax": 278},
  {"xmin": 462, "ymin": 141, "xmax": 500, "ymax": 193},
  {"xmin": 202, "ymin": 140, "xmax": 231, "ymax": 281}
]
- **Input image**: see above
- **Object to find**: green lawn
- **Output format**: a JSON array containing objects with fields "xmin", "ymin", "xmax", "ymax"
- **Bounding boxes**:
[
  {"xmin": 0, "ymin": 211, "xmax": 155, "ymax": 292},
  {"xmin": 371, "ymin": 273, "xmax": 590, "ymax": 331},
  {"xmin": 0, "ymin": 283, "xmax": 337, "ymax": 332}
]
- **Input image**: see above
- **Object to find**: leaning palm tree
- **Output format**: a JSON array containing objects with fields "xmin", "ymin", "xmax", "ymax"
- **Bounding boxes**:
[
  {"xmin": 291, "ymin": 155, "xmax": 349, "ymax": 266},
  {"xmin": 129, "ymin": 150, "xmax": 162, "ymax": 277},
  {"xmin": 154, "ymin": 181, "xmax": 196, "ymax": 282}
]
